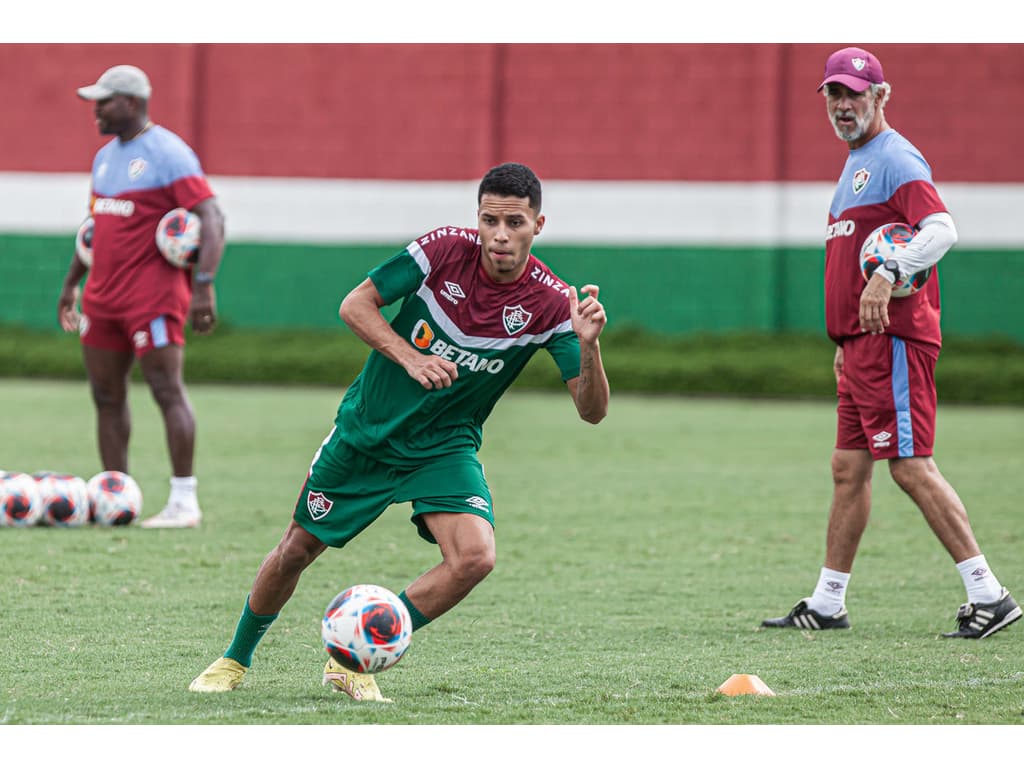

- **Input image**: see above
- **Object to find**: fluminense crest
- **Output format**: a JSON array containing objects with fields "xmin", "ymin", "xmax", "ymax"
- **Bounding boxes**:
[
  {"xmin": 853, "ymin": 168, "xmax": 871, "ymax": 194},
  {"xmin": 307, "ymin": 490, "xmax": 333, "ymax": 520},
  {"xmin": 502, "ymin": 304, "xmax": 532, "ymax": 335}
]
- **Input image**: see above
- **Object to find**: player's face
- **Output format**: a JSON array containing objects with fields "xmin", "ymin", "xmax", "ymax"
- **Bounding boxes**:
[
  {"xmin": 477, "ymin": 194, "xmax": 544, "ymax": 284},
  {"xmin": 824, "ymin": 83, "xmax": 881, "ymax": 148},
  {"xmin": 92, "ymin": 95, "xmax": 137, "ymax": 136}
]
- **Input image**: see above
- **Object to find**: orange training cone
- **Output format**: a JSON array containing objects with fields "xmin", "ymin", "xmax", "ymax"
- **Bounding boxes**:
[{"xmin": 716, "ymin": 674, "xmax": 776, "ymax": 696}]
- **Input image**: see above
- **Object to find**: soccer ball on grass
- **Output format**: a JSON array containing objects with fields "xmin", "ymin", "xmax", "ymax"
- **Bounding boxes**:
[
  {"xmin": 0, "ymin": 472, "xmax": 43, "ymax": 527},
  {"xmin": 35, "ymin": 472, "xmax": 90, "ymax": 527},
  {"xmin": 322, "ymin": 584, "xmax": 412, "ymax": 674},
  {"xmin": 87, "ymin": 471, "xmax": 143, "ymax": 526},
  {"xmin": 860, "ymin": 222, "xmax": 933, "ymax": 298},
  {"xmin": 155, "ymin": 208, "xmax": 201, "ymax": 268}
]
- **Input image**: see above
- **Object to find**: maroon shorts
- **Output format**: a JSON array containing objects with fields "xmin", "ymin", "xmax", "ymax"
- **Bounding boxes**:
[
  {"xmin": 836, "ymin": 334, "xmax": 938, "ymax": 460},
  {"xmin": 79, "ymin": 312, "xmax": 185, "ymax": 358}
]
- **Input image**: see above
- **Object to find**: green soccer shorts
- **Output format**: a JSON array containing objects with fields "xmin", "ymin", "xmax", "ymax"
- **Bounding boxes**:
[{"xmin": 292, "ymin": 427, "xmax": 495, "ymax": 548}]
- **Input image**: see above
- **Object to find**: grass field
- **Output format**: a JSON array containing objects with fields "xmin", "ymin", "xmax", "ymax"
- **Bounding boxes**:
[{"xmin": 1, "ymin": 379, "xmax": 1022, "ymax": 759}]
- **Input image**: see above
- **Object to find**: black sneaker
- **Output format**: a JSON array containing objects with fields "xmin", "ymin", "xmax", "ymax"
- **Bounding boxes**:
[
  {"xmin": 761, "ymin": 599, "xmax": 851, "ymax": 630},
  {"xmin": 941, "ymin": 588, "xmax": 1022, "ymax": 639}
]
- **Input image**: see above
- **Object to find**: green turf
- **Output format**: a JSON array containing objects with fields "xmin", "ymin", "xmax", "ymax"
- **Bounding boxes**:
[{"xmin": 1, "ymin": 379, "xmax": 1022, "ymax": 729}]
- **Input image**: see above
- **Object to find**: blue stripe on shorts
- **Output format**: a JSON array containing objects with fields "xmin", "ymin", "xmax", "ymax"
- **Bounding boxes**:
[
  {"xmin": 150, "ymin": 316, "xmax": 169, "ymax": 348},
  {"xmin": 890, "ymin": 337, "xmax": 914, "ymax": 457}
]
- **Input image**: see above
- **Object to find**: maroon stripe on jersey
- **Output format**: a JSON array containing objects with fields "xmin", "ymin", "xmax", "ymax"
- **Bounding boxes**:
[{"xmin": 415, "ymin": 230, "xmax": 572, "ymax": 340}]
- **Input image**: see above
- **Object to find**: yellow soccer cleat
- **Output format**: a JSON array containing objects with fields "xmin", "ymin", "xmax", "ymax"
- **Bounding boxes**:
[
  {"xmin": 188, "ymin": 656, "xmax": 248, "ymax": 692},
  {"xmin": 322, "ymin": 657, "xmax": 392, "ymax": 703}
]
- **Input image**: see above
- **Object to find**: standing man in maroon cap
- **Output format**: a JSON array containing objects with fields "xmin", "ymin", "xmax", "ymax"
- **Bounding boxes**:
[
  {"xmin": 57, "ymin": 64, "xmax": 226, "ymax": 528},
  {"xmin": 761, "ymin": 47, "xmax": 1019, "ymax": 638}
]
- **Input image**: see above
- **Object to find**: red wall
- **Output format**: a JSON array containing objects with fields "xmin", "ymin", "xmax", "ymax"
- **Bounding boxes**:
[{"xmin": 3, "ymin": 43, "xmax": 1021, "ymax": 181}]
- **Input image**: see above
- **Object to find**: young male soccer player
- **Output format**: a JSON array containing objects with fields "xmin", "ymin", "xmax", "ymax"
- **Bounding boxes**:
[{"xmin": 190, "ymin": 162, "xmax": 610, "ymax": 700}]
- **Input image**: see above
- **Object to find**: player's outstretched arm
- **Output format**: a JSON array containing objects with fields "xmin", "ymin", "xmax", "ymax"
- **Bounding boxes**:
[
  {"xmin": 339, "ymin": 279, "xmax": 459, "ymax": 390},
  {"xmin": 567, "ymin": 284, "xmax": 609, "ymax": 424}
]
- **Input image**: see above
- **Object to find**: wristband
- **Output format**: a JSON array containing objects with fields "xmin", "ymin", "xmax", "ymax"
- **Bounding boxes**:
[
  {"xmin": 881, "ymin": 259, "xmax": 901, "ymax": 284},
  {"xmin": 194, "ymin": 271, "xmax": 215, "ymax": 285}
]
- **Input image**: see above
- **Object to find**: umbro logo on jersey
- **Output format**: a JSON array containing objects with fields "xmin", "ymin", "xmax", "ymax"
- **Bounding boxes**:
[
  {"xmin": 502, "ymin": 304, "xmax": 532, "ymax": 335},
  {"xmin": 444, "ymin": 282, "xmax": 468, "ymax": 301},
  {"xmin": 852, "ymin": 168, "xmax": 871, "ymax": 194},
  {"xmin": 465, "ymin": 496, "xmax": 490, "ymax": 512},
  {"xmin": 307, "ymin": 491, "xmax": 333, "ymax": 520},
  {"xmin": 872, "ymin": 430, "xmax": 892, "ymax": 448}
]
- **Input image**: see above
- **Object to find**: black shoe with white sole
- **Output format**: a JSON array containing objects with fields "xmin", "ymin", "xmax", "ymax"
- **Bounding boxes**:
[
  {"xmin": 761, "ymin": 599, "xmax": 851, "ymax": 630},
  {"xmin": 941, "ymin": 588, "xmax": 1021, "ymax": 639}
]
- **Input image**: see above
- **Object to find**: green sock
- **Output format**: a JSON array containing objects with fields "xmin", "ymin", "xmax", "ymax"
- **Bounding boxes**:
[
  {"xmin": 224, "ymin": 596, "xmax": 278, "ymax": 667},
  {"xmin": 399, "ymin": 590, "xmax": 431, "ymax": 632}
]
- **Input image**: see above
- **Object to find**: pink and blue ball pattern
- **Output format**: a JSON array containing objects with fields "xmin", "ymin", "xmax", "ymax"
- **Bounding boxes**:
[
  {"xmin": 322, "ymin": 586, "xmax": 411, "ymax": 673},
  {"xmin": 861, "ymin": 222, "xmax": 933, "ymax": 297}
]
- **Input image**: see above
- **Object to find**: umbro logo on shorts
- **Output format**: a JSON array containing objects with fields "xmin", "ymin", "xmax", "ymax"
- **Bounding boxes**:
[
  {"xmin": 465, "ymin": 496, "xmax": 490, "ymax": 512},
  {"xmin": 872, "ymin": 430, "xmax": 892, "ymax": 448}
]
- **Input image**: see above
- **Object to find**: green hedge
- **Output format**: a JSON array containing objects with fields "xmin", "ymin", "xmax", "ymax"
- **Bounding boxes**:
[{"xmin": 1, "ymin": 324, "xmax": 1021, "ymax": 405}]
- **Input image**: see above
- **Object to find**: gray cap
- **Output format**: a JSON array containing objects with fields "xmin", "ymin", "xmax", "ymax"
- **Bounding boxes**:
[{"xmin": 77, "ymin": 65, "xmax": 152, "ymax": 101}]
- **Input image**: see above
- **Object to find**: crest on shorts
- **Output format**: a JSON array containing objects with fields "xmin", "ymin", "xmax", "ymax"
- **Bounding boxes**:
[
  {"xmin": 128, "ymin": 157, "xmax": 147, "ymax": 180},
  {"xmin": 307, "ymin": 490, "xmax": 333, "ymax": 520},
  {"xmin": 852, "ymin": 168, "xmax": 871, "ymax": 194},
  {"xmin": 502, "ymin": 304, "xmax": 532, "ymax": 335}
]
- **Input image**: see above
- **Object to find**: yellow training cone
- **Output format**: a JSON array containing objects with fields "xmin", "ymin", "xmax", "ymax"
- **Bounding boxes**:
[{"xmin": 716, "ymin": 674, "xmax": 776, "ymax": 696}]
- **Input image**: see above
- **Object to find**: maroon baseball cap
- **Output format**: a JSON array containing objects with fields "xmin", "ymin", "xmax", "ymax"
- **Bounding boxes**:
[{"xmin": 817, "ymin": 47, "xmax": 885, "ymax": 92}]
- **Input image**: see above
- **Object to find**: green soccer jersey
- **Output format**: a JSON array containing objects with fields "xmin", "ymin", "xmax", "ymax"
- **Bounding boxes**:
[{"xmin": 334, "ymin": 226, "xmax": 582, "ymax": 466}]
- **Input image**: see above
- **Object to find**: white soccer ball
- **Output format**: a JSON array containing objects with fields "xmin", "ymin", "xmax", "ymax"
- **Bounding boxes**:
[
  {"xmin": 859, "ymin": 221, "xmax": 933, "ymax": 298},
  {"xmin": 155, "ymin": 208, "xmax": 201, "ymax": 268},
  {"xmin": 322, "ymin": 584, "xmax": 413, "ymax": 674},
  {"xmin": 0, "ymin": 472, "xmax": 43, "ymax": 527},
  {"xmin": 87, "ymin": 471, "xmax": 143, "ymax": 526},
  {"xmin": 35, "ymin": 473, "xmax": 91, "ymax": 527},
  {"xmin": 76, "ymin": 216, "xmax": 94, "ymax": 268}
]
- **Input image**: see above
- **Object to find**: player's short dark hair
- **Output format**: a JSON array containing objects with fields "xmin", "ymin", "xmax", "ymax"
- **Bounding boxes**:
[{"xmin": 478, "ymin": 162, "xmax": 542, "ymax": 213}]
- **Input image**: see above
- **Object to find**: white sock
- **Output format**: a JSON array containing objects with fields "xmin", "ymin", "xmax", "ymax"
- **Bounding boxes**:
[
  {"xmin": 806, "ymin": 567, "xmax": 850, "ymax": 616},
  {"xmin": 956, "ymin": 554, "xmax": 1002, "ymax": 604},
  {"xmin": 169, "ymin": 476, "xmax": 198, "ymax": 505}
]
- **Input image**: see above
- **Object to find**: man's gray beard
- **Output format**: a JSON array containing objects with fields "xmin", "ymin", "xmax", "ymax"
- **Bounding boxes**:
[{"xmin": 830, "ymin": 102, "xmax": 875, "ymax": 142}]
